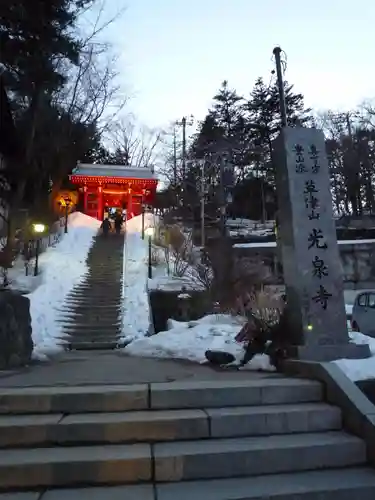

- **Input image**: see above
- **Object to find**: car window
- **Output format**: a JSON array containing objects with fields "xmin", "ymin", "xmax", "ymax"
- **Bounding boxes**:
[
  {"xmin": 357, "ymin": 294, "xmax": 367, "ymax": 307},
  {"xmin": 368, "ymin": 294, "xmax": 375, "ymax": 308}
]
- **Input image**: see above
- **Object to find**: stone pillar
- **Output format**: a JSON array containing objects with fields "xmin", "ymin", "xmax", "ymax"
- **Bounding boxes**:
[
  {"xmin": 83, "ymin": 185, "xmax": 88, "ymax": 215},
  {"xmin": 97, "ymin": 185, "xmax": 103, "ymax": 220},
  {"xmin": 274, "ymin": 126, "xmax": 370, "ymax": 361}
]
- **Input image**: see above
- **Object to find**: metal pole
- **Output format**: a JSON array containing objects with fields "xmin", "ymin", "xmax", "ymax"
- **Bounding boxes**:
[
  {"xmin": 64, "ymin": 205, "xmax": 68, "ymax": 233},
  {"xmin": 173, "ymin": 127, "xmax": 177, "ymax": 186},
  {"xmin": 182, "ymin": 117, "xmax": 186, "ymax": 179},
  {"xmin": 273, "ymin": 47, "xmax": 287, "ymax": 127},
  {"xmin": 261, "ymin": 179, "xmax": 266, "ymax": 224},
  {"xmin": 148, "ymin": 235, "xmax": 152, "ymax": 279},
  {"xmin": 219, "ymin": 156, "xmax": 227, "ymax": 238},
  {"xmin": 34, "ymin": 239, "xmax": 40, "ymax": 276},
  {"xmin": 200, "ymin": 159, "xmax": 205, "ymax": 248},
  {"xmin": 141, "ymin": 204, "xmax": 145, "ymax": 240}
]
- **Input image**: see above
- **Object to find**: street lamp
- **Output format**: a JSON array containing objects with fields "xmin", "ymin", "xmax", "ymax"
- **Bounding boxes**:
[
  {"xmin": 141, "ymin": 202, "xmax": 146, "ymax": 240},
  {"xmin": 63, "ymin": 197, "xmax": 72, "ymax": 234},
  {"xmin": 32, "ymin": 223, "xmax": 46, "ymax": 276},
  {"xmin": 145, "ymin": 226, "xmax": 154, "ymax": 279}
]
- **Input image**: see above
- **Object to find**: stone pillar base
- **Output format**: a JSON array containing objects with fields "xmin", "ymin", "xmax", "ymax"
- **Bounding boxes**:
[{"xmin": 287, "ymin": 342, "xmax": 371, "ymax": 362}]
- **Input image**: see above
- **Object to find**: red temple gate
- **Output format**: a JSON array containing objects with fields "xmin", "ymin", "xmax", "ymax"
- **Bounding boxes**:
[{"xmin": 69, "ymin": 164, "xmax": 158, "ymax": 220}]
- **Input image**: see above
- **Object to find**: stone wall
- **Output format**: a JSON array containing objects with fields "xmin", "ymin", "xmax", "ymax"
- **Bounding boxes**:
[
  {"xmin": 0, "ymin": 290, "xmax": 33, "ymax": 369},
  {"xmin": 232, "ymin": 241, "xmax": 375, "ymax": 289}
]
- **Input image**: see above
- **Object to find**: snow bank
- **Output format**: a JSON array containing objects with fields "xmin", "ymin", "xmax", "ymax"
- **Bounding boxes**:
[
  {"xmin": 126, "ymin": 212, "xmax": 159, "ymax": 233},
  {"xmin": 334, "ymin": 332, "xmax": 375, "ymax": 382},
  {"xmin": 121, "ymin": 213, "xmax": 158, "ymax": 343},
  {"xmin": 28, "ymin": 212, "xmax": 100, "ymax": 360},
  {"xmin": 124, "ymin": 314, "xmax": 275, "ymax": 372}
]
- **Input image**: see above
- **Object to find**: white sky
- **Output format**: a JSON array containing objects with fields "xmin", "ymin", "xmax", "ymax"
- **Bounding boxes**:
[{"xmin": 100, "ymin": 0, "xmax": 375, "ymax": 130}]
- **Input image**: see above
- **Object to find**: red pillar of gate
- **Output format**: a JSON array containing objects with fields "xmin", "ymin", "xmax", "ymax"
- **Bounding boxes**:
[
  {"xmin": 83, "ymin": 186, "xmax": 88, "ymax": 215},
  {"xmin": 128, "ymin": 190, "xmax": 133, "ymax": 219},
  {"xmin": 97, "ymin": 185, "xmax": 103, "ymax": 220}
]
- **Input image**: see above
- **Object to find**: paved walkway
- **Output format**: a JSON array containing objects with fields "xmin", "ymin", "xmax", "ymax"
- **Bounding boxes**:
[{"xmin": 0, "ymin": 351, "xmax": 278, "ymax": 387}]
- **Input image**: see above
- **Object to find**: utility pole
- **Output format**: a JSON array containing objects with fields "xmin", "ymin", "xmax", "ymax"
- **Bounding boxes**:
[
  {"xmin": 182, "ymin": 117, "xmax": 187, "ymax": 179},
  {"xmin": 273, "ymin": 46, "xmax": 287, "ymax": 127},
  {"xmin": 173, "ymin": 126, "xmax": 177, "ymax": 186},
  {"xmin": 219, "ymin": 156, "xmax": 227, "ymax": 238},
  {"xmin": 200, "ymin": 159, "xmax": 205, "ymax": 248}
]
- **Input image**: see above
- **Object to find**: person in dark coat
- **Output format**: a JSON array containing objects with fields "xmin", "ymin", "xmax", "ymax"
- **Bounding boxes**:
[
  {"xmin": 114, "ymin": 212, "xmax": 123, "ymax": 235},
  {"xmin": 101, "ymin": 218, "xmax": 111, "ymax": 237}
]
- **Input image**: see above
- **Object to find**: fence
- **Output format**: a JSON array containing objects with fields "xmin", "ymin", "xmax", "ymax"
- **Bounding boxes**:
[
  {"xmin": 0, "ymin": 215, "xmax": 67, "ymax": 281},
  {"xmin": 22, "ymin": 217, "xmax": 66, "ymax": 276}
]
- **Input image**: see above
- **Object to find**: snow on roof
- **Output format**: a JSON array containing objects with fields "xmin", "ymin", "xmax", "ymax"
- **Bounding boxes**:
[{"xmin": 72, "ymin": 163, "xmax": 157, "ymax": 180}]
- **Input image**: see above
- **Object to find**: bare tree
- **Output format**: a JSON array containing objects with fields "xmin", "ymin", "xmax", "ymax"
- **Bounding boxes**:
[{"xmin": 109, "ymin": 117, "xmax": 165, "ymax": 167}]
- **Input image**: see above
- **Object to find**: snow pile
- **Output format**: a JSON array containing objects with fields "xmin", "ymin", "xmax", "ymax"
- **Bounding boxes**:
[
  {"xmin": 335, "ymin": 331, "xmax": 375, "ymax": 381},
  {"xmin": 28, "ymin": 212, "xmax": 100, "ymax": 360},
  {"xmin": 126, "ymin": 212, "xmax": 158, "ymax": 233},
  {"xmin": 124, "ymin": 314, "xmax": 275, "ymax": 372},
  {"xmin": 121, "ymin": 213, "xmax": 158, "ymax": 343}
]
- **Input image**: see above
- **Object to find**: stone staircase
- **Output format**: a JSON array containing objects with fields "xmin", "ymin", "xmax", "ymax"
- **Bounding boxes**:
[
  {"xmin": 57, "ymin": 233, "xmax": 124, "ymax": 350},
  {"xmin": 1, "ymin": 377, "xmax": 375, "ymax": 498}
]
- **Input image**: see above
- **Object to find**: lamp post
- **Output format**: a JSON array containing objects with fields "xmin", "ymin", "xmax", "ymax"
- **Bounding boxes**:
[
  {"xmin": 141, "ymin": 202, "xmax": 145, "ymax": 240},
  {"xmin": 33, "ymin": 223, "xmax": 46, "ymax": 276},
  {"xmin": 145, "ymin": 227, "xmax": 154, "ymax": 279},
  {"xmin": 64, "ymin": 197, "xmax": 72, "ymax": 234}
]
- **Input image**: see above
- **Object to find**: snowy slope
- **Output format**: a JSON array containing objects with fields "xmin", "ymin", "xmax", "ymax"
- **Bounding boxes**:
[{"xmin": 28, "ymin": 212, "xmax": 100, "ymax": 360}]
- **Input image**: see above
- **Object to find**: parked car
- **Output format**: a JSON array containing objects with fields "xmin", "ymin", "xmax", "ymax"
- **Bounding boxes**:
[{"xmin": 351, "ymin": 291, "xmax": 375, "ymax": 336}]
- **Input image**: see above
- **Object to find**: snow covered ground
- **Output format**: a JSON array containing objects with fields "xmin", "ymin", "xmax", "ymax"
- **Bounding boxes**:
[
  {"xmin": 27, "ymin": 212, "xmax": 100, "ymax": 360},
  {"xmin": 9, "ymin": 209, "xmax": 375, "ymax": 383},
  {"xmin": 125, "ymin": 314, "xmax": 274, "ymax": 371},
  {"xmin": 120, "ymin": 213, "xmax": 157, "ymax": 343},
  {"xmin": 125, "ymin": 310, "xmax": 375, "ymax": 381}
]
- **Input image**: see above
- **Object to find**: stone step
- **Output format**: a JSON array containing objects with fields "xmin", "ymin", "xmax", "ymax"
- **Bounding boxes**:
[
  {"xmin": 156, "ymin": 467, "xmax": 375, "ymax": 500},
  {"xmin": 56, "ymin": 315, "xmax": 122, "ymax": 329},
  {"xmin": 68, "ymin": 284, "xmax": 121, "ymax": 297},
  {"xmin": 0, "ymin": 385, "xmax": 148, "ymax": 415},
  {"xmin": 56, "ymin": 314, "xmax": 120, "ymax": 324},
  {"xmin": 153, "ymin": 432, "xmax": 366, "ymax": 482},
  {"xmin": 150, "ymin": 378, "xmax": 323, "ymax": 409},
  {"xmin": 0, "ymin": 403, "xmax": 341, "ymax": 448},
  {"xmin": 63, "ymin": 299, "xmax": 121, "ymax": 307},
  {"xmin": 59, "ymin": 333, "xmax": 121, "ymax": 342},
  {"xmin": 0, "ymin": 434, "xmax": 366, "ymax": 490},
  {"xmin": 76, "ymin": 282, "xmax": 122, "ymax": 287},
  {"xmin": 0, "ymin": 485, "xmax": 153, "ymax": 499},
  {"xmin": 61, "ymin": 322, "xmax": 121, "ymax": 329},
  {"xmin": 0, "ymin": 443, "xmax": 151, "ymax": 489},
  {"xmin": 0, "ymin": 380, "xmax": 323, "ymax": 416},
  {"xmin": 61, "ymin": 326, "xmax": 121, "ymax": 334},
  {"xmin": 67, "ymin": 291, "xmax": 121, "ymax": 297},
  {"xmin": 66, "ymin": 296, "xmax": 121, "ymax": 303},
  {"xmin": 64, "ymin": 341, "xmax": 121, "ymax": 351}
]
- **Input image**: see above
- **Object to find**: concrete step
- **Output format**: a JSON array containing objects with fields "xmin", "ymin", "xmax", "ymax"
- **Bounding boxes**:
[
  {"xmin": 57, "ymin": 315, "xmax": 120, "ymax": 324},
  {"xmin": 27, "ymin": 484, "xmax": 153, "ymax": 499},
  {"xmin": 63, "ymin": 299, "xmax": 120, "ymax": 307},
  {"xmin": 0, "ymin": 443, "xmax": 151, "ymax": 489},
  {"xmin": 150, "ymin": 378, "xmax": 323, "ymax": 409},
  {"xmin": 0, "ymin": 385, "xmax": 149, "ymax": 415},
  {"xmin": 69, "ymin": 284, "xmax": 121, "ymax": 297},
  {"xmin": 156, "ymin": 467, "xmax": 375, "ymax": 499},
  {"xmin": 65, "ymin": 341, "xmax": 122, "ymax": 351},
  {"xmin": 59, "ymin": 334, "xmax": 121, "ymax": 343},
  {"xmin": 0, "ymin": 379, "xmax": 322, "ymax": 416},
  {"xmin": 0, "ymin": 403, "xmax": 341, "ymax": 448},
  {"xmin": 61, "ymin": 323, "xmax": 121, "ymax": 330},
  {"xmin": 153, "ymin": 432, "xmax": 366, "ymax": 482}
]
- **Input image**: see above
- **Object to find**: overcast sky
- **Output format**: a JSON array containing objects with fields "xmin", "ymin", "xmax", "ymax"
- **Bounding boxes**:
[{"xmin": 102, "ymin": 0, "xmax": 374, "ymax": 129}]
